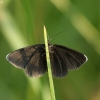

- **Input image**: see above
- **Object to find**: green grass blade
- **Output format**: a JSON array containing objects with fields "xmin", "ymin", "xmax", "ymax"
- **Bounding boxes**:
[{"xmin": 43, "ymin": 26, "xmax": 56, "ymax": 100}]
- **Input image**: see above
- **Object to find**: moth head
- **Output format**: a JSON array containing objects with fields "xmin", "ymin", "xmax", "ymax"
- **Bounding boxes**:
[{"xmin": 49, "ymin": 44, "xmax": 54, "ymax": 53}]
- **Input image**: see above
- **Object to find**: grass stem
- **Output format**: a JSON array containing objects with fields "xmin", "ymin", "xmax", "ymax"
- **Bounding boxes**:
[{"xmin": 43, "ymin": 26, "xmax": 56, "ymax": 100}]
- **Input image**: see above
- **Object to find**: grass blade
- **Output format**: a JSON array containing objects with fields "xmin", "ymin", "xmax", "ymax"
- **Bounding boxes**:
[{"xmin": 43, "ymin": 26, "xmax": 56, "ymax": 100}]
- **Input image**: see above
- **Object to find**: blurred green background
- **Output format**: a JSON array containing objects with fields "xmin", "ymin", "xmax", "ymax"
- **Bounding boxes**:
[{"xmin": 0, "ymin": 0, "xmax": 100, "ymax": 100}]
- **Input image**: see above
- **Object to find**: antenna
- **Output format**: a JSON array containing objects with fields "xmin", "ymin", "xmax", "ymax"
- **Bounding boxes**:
[
  {"xmin": 41, "ymin": 23, "xmax": 65, "ymax": 43},
  {"xmin": 49, "ymin": 30, "xmax": 65, "ymax": 42}
]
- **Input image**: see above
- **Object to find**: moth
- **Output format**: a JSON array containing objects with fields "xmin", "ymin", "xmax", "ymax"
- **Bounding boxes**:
[{"xmin": 6, "ymin": 42, "xmax": 88, "ymax": 78}]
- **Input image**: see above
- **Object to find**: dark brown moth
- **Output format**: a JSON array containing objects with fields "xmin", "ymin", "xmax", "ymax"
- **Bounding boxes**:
[{"xmin": 6, "ymin": 44, "xmax": 88, "ymax": 78}]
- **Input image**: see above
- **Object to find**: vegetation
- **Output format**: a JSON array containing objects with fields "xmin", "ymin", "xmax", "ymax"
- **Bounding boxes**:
[{"xmin": 0, "ymin": 0, "xmax": 100, "ymax": 100}]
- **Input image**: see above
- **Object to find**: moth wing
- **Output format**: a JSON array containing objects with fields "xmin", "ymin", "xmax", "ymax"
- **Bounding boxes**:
[
  {"xmin": 49, "ymin": 44, "xmax": 87, "ymax": 78},
  {"xmin": 50, "ymin": 51, "xmax": 68, "ymax": 78},
  {"xmin": 53, "ymin": 44, "xmax": 87, "ymax": 70},
  {"xmin": 6, "ymin": 44, "xmax": 47, "ymax": 77}
]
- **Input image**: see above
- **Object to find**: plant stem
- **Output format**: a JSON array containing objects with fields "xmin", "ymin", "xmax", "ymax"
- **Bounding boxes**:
[{"xmin": 43, "ymin": 26, "xmax": 56, "ymax": 100}]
